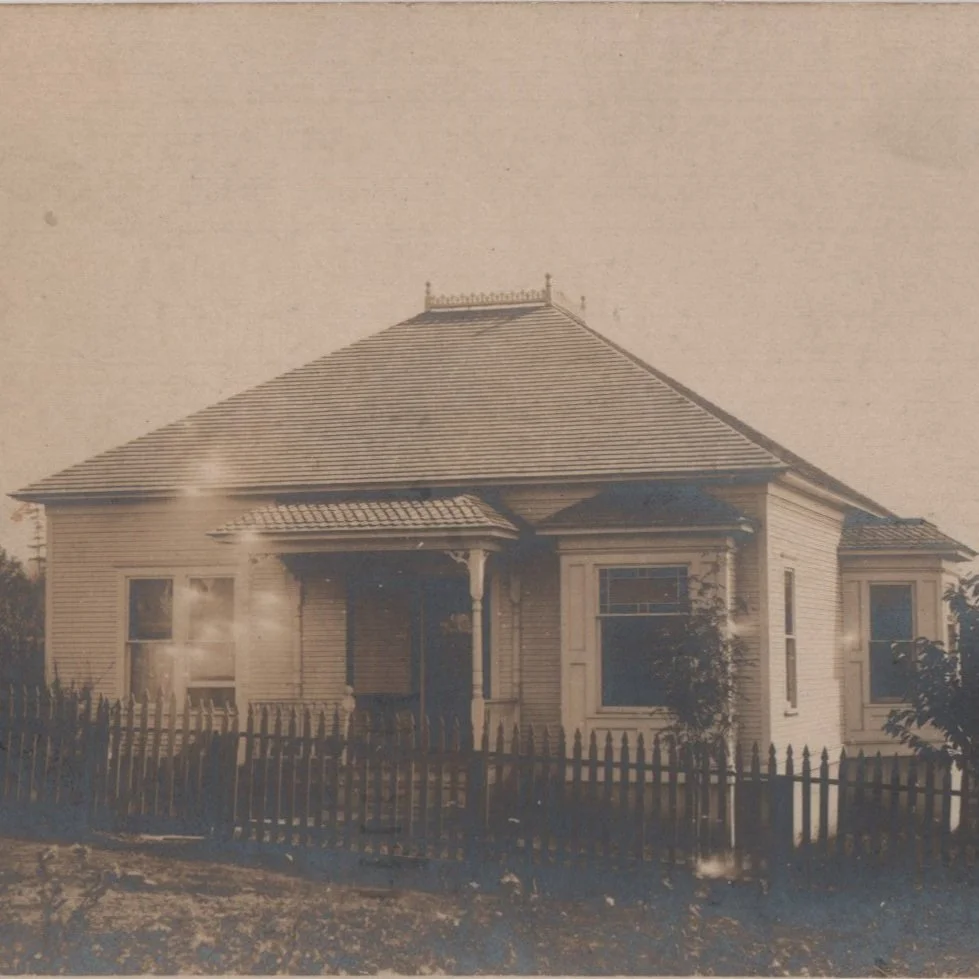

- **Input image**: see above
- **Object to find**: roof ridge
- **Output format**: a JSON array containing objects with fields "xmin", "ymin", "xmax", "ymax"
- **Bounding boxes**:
[{"xmin": 561, "ymin": 312, "xmax": 895, "ymax": 517}]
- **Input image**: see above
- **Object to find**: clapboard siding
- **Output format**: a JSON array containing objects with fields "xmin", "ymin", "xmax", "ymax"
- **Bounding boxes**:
[
  {"xmin": 245, "ymin": 555, "xmax": 300, "ymax": 703},
  {"xmin": 518, "ymin": 547, "xmax": 562, "ymax": 732},
  {"xmin": 490, "ymin": 568, "xmax": 515, "ymax": 700},
  {"xmin": 297, "ymin": 574, "xmax": 347, "ymax": 705},
  {"xmin": 45, "ymin": 496, "xmax": 292, "ymax": 702},
  {"xmin": 765, "ymin": 484, "xmax": 846, "ymax": 754},
  {"xmin": 711, "ymin": 484, "xmax": 767, "ymax": 751}
]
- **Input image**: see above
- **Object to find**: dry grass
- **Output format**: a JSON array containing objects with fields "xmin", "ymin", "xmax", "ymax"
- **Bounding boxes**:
[{"xmin": 0, "ymin": 832, "xmax": 978, "ymax": 974}]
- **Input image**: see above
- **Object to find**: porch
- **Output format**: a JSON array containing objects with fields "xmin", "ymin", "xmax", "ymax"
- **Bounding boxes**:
[{"xmin": 211, "ymin": 494, "xmax": 528, "ymax": 739}]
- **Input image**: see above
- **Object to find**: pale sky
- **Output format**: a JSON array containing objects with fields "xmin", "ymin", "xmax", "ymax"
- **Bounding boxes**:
[{"xmin": 2, "ymin": 3, "xmax": 979, "ymax": 559}]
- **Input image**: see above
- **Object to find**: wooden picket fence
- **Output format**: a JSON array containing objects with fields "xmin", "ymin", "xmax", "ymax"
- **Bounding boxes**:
[{"xmin": 1, "ymin": 686, "xmax": 978, "ymax": 878}]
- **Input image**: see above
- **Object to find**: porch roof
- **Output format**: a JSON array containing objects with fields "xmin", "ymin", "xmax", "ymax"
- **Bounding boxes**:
[
  {"xmin": 208, "ymin": 493, "xmax": 520, "ymax": 542},
  {"xmin": 537, "ymin": 483, "xmax": 755, "ymax": 535},
  {"xmin": 840, "ymin": 512, "xmax": 976, "ymax": 559}
]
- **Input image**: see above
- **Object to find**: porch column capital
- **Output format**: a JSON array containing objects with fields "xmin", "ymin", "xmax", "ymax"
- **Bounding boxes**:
[{"xmin": 446, "ymin": 547, "xmax": 489, "ymax": 601}]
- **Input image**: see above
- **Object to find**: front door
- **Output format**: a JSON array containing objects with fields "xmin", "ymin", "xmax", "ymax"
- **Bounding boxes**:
[{"xmin": 420, "ymin": 576, "xmax": 474, "ymax": 732}]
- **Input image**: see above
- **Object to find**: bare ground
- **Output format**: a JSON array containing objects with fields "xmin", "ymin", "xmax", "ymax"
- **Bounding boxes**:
[{"xmin": 1, "ymin": 832, "xmax": 979, "ymax": 975}]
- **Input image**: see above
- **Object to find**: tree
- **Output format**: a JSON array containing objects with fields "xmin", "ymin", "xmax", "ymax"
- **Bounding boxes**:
[
  {"xmin": 0, "ymin": 547, "xmax": 45, "ymax": 688},
  {"xmin": 660, "ymin": 569, "xmax": 748, "ymax": 751},
  {"xmin": 883, "ymin": 573, "xmax": 979, "ymax": 779}
]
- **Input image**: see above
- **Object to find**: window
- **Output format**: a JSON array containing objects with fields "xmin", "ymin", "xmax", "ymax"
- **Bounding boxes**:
[
  {"xmin": 869, "ymin": 584, "xmax": 914, "ymax": 703},
  {"xmin": 126, "ymin": 575, "xmax": 236, "ymax": 707},
  {"xmin": 599, "ymin": 567, "xmax": 688, "ymax": 708},
  {"xmin": 784, "ymin": 570, "xmax": 797, "ymax": 710},
  {"xmin": 128, "ymin": 579, "xmax": 176, "ymax": 699},
  {"xmin": 186, "ymin": 577, "xmax": 236, "ymax": 708}
]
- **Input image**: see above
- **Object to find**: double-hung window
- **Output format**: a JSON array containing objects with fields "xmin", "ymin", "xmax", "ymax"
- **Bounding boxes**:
[
  {"xmin": 868, "ymin": 583, "xmax": 914, "ymax": 703},
  {"xmin": 784, "ymin": 570, "xmax": 798, "ymax": 710},
  {"xmin": 126, "ymin": 575, "xmax": 236, "ymax": 708},
  {"xmin": 599, "ymin": 566, "xmax": 689, "ymax": 708}
]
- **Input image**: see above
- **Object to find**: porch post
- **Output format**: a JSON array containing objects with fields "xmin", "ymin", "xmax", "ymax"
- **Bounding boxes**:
[{"xmin": 467, "ymin": 548, "xmax": 488, "ymax": 741}]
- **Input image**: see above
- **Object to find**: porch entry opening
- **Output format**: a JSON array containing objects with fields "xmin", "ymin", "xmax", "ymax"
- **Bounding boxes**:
[{"xmin": 347, "ymin": 572, "xmax": 490, "ymax": 732}]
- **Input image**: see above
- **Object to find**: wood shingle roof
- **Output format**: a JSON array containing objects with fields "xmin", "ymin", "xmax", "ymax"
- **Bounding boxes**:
[
  {"xmin": 209, "ymin": 494, "xmax": 519, "ymax": 539},
  {"xmin": 841, "ymin": 513, "xmax": 976, "ymax": 558},
  {"xmin": 11, "ymin": 297, "xmax": 888, "ymax": 512}
]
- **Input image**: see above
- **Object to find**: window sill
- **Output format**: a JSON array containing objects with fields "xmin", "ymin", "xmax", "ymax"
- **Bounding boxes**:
[{"xmin": 783, "ymin": 708, "xmax": 799, "ymax": 717}]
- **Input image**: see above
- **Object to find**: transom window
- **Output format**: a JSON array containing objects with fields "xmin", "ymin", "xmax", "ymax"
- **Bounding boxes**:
[
  {"xmin": 127, "ymin": 575, "xmax": 236, "ymax": 708},
  {"xmin": 599, "ymin": 566, "xmax": 689, "ymax": 708},
  {"xmin": 868, "ymin": 583, "xmax": 914, "ymax": 703}
]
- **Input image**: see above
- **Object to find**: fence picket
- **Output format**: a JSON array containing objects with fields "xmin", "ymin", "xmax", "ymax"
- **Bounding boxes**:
[
  {"xmin": 923, "ymin": 756, "xmax": 936, "ymax": 871},
  {"xmin": 163, "ymin": 693, "xmax": 178, "ymax": 820},
  {"xmin": 341, "ymin": 712, "xmax": 356, "ymax": 852},
  {"xmin": 308, "ymin": 710, "xmax": 323, "ymax": 846},
  {"xmin": 568, "ymin": 730, "xmax": 582, "ymax": 864},
  {"xmin": 836, "ymin": 749, "xmax": 849, "ymax": 864},
  {"xmin": 553, "ymin": 727, "xmax": 567, "ymax": 864},
  {"xmin": 416, "ymin": 716, "xmax": 430, "ymax": 858},
  {"xmin": 618, "ymin": 733, "xmax": 630, "ymax": 868},
  {"xmin": 635, "ymin": 734, "xmax": 646, "ymax": 864},
  {"xmin": 800, "ymin": 746, "xmax": 811, "ymax": 874},
  {"xmin": 906, "ymin": 755, "xmax": 919, "ymax": 872},
  {"xmin": 685, "ymin": 744, "xmax": 698, "ymax": 864},
  {"xmin": 432, "ymin": 719, "xmax": 445, "ymax": 859},
  {"xmin": 870, "ymin": 753, "xmax": 883, "ymax": 863},
  {"xmin": 700, "ymin": 742, "xmax": 712, "ymax": 857},
  {"xmin": 818, "ymin": 748, "xmax": 830, "ymax": 858},
  {"xmin": 405, "ymin": 716, "xmax": 418, "ymax": 852},
  {"xmin": 651, "ymin": 736, "xmax": 663, "ymax": 865},
  {"xmin": 26, "ymin": 687, "xmax": 42, "ymax": 808},
  {"xmin": 717, "ymin": 741, "xmax": 730, "ymax": 857},
  {"xmin": 147, "ymin": 690, "xmax": 164, "ymax": 820},
  {"xmin": 284, "ymin": 708, "xmax": 297, "ymax": 846},
  {"xmin": 356, "ymin": 716, "xmax": 370, "ymax": 853},
  {"xmin": 940, "ymin": 760, "xmax": 953, "ymax": 866},
  {"xmin": 854, "ymin": 751, "xmax": 867, "ymax": 864},
  {"xmin": 539, "ymin": 727, "xmax": 552, "ymax": 865},
  {"xmin": 255, "ymin": 708, "xmax": 269, "ymax": 844},
  {"xmin": 668, "ymin": 739, "xmax": 680, "ymax": 867},
  {"xmin": 448, "ymin": 719, "xmax": 462, "ymax": 860}
]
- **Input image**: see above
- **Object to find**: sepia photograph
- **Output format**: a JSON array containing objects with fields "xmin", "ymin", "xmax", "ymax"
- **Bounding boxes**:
[{"xmin": 2, "ymin": 1, "xmax": 979, "ymax": 974}]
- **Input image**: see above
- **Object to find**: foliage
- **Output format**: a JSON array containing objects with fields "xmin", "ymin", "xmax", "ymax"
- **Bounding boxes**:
[
  {"xmin": 0, "ymin": 547, "xmax": 45, "ymax": 688},
  {"xmin": 660, "ymin": 568, "xmax": 748, "ymax": 750},
  {"xmin": 884, "ymin": 573, "xmax": 979, "ymax": 778}
]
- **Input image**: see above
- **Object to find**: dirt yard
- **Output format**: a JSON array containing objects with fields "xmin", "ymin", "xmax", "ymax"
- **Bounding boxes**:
[{"xmin": 1, "ymin": 832, "xmax": 979, "ymax": 975}]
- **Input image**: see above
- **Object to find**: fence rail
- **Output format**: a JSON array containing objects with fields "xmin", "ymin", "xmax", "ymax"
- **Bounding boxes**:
[{"xmin": 1, "ymin": 687, "xmax": 977, "ymax": 877}]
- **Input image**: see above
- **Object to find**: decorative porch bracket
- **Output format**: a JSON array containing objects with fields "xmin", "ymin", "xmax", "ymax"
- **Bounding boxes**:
[{"xmin": 447, "ymin": 548, "xmax": 488, "ymax": 739}]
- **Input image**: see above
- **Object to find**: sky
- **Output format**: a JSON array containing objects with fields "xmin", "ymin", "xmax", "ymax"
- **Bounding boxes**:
[{"xmin": 2, "ymin": 3, "xmax": 979, "ymax": 560}]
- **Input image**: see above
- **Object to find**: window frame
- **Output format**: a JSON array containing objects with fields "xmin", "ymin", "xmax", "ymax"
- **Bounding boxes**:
[
  {"xmin": 123, "ymin": 570, "xmax": 238, "ymax": 707},
  {"xmin": 597, "ymin": 564, "xmax": 690, "ymax": 711},
  {"xmin": 784, "ymin": 569, "xmax": 798, "ymax": 712},
  {"xmin": 867, "ymin": 581, "xmax": 916, "ymax": 705}
]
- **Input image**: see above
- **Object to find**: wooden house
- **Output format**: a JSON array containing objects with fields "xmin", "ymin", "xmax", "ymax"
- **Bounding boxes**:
[{"xmin": 13, "ymin": 279, "xmax": 974, "ymax": 754}]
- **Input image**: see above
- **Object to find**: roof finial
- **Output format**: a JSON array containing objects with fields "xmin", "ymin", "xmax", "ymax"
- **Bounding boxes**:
[
  {"xmin": 544, "ymin": 273, "xmax": 553, "ymax": 303},
  {"xmin": 424, "ymin": 281, "xmax": 433, "ymax": 311},
  {"xmin": 580, "ymin": 296, "xmax": 587, "ymax": 314}
]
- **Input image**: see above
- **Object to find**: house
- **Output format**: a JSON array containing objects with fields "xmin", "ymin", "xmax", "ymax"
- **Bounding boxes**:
[{"xmin": 12, "ymin": 279, "xmax": 975, "ymax": 756}]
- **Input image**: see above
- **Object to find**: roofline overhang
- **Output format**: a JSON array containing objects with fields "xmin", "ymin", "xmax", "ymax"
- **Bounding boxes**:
[
  {"xmin": 839, "ymin": 546, "xmax": 976, "ymax": 563},
  {"xmin": 11, "ymin": 466, "xmax": 787, "ymax": 505},
  {"xmin": 537, "ymin": 521, "xmax": 756, "ymax": 538},
  {"xmin": 208, "ymin": 527, "xmax": 520, "ymax": 553}
]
